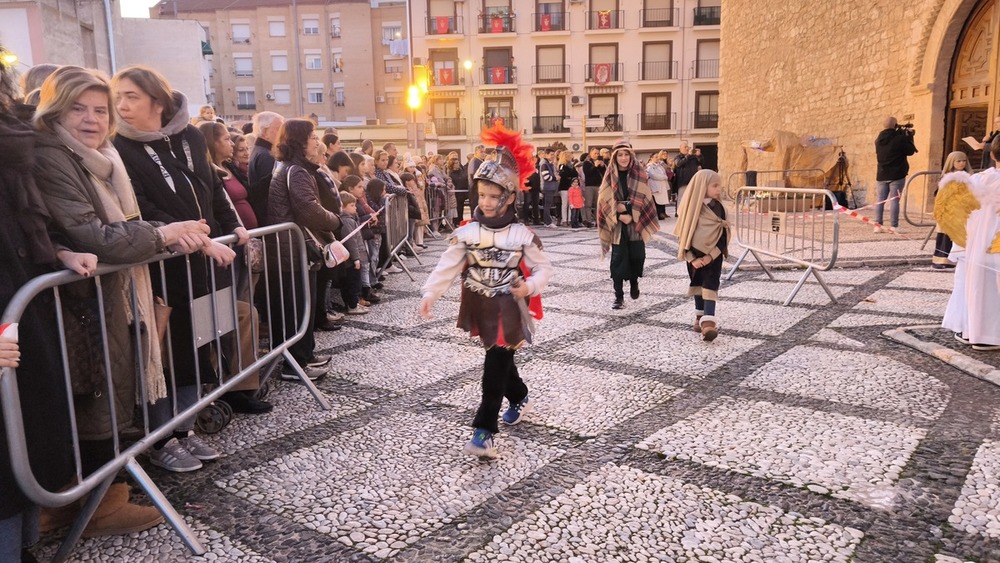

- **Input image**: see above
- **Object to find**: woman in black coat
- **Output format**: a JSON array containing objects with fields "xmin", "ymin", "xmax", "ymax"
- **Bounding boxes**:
[{"xmin": 111, "ymin": 66, "xmax": 243, "ymax": 473}]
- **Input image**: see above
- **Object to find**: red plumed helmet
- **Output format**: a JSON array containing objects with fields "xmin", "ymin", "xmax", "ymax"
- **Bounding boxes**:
[{"xmin": 474, "ymin": 124, "xmax": 535, "ymax": 193}]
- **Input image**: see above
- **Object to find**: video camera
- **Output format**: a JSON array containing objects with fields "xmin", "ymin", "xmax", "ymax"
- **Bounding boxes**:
[{"xmin": 896, "ymin": 122, "xmax": 915, "ymax": 135}]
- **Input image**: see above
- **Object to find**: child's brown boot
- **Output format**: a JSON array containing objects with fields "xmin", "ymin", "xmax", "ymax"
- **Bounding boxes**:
[
  {"xmin": 700, "ymin": 316, "xmax": 718, "ymax": 342},
  {"xmin": 82, "ymin": 483, "xmax": 164, "ymax": 538},
  {"xmin": 694, "ymin": 314, "xmax": 703, "ymax": 333}
]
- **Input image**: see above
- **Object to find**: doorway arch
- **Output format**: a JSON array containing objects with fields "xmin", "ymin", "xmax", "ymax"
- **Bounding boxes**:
[{"xmin": 945, "ymin": 0, "xmax": 998, "ymax": 165}]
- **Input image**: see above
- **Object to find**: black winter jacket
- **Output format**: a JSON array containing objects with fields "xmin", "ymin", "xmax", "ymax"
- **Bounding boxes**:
[{"xmin": 875, "ymin": 128, "xmax": 917, "ymax": 181}]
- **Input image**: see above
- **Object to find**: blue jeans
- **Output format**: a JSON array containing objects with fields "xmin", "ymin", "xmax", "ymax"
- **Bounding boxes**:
[
  {"xmin": 875, "ymin": 178, "xmax": 904, "ymax": 228},
  {"xmin": 542, "ymin": 189, "xmax": 557, "ymax": 225}
]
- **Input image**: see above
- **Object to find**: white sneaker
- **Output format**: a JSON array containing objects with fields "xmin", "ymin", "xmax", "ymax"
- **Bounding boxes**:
[
  {"xmin": 386, "ymin": 264, "xmax": 404, "ymax": 273},
  {"xmin": 873, "ymin": 225, "xmax": 883, "ymax": 233},
  {"xmin": 347, "ymin": 305, "xmax": 369, "ymax": 315}
]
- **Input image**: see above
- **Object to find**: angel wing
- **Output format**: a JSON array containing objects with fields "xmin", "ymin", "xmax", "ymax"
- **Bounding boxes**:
[{"xmin": 934, "ymin": 172, "xmax": 979, "ymax": 248}]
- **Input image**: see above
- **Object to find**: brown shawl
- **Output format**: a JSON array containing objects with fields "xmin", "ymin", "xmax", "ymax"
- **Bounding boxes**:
[
  {"xmin": 596, "ymin": 148, "xmax": 659, "ymax": 255},
  {"xmin": 673, "ymin": 169, "xmax": 729, "ymax": 261}
]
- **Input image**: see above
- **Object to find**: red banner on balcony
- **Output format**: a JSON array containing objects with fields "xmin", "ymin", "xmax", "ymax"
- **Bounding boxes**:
[
  {"xmin": 490, "ymin": 116, "xmax": 506, "ymax": 128},
  {"xmin": 438, "ymin": 68, "xmax": 454, "ymax": 85},
  {"xmin": 435, "ymin": 16, "xmax": 450, "ymax": 34},
  {"xmin": 491, "ymin": 15, "xmax": 504, "ymax": 33},
  {"xmin": 593, "ymin": 63, "xmax": 612, "ymax": 85},
  {"xmin": 598, "ymin": 10, "xmax": 612, "ymax": 29},
  {"xmin": 490, "ymin": 66, "xmax": 508, "ymax": 84},
  {"xmin": 540, "ymin": 14, "xmax": 551, "ymax": 31}
]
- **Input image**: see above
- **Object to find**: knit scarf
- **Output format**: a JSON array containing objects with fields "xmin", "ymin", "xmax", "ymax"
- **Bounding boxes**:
[
  {"xmin": 596, "ymin": 153, "xmax": 659, "ymax": 255},
  {"xmin": 54, "ymin": 124, "xmax": 168, "ymax": 403}
]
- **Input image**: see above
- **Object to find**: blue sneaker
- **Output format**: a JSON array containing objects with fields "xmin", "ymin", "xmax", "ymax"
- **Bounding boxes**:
[
  {"xmin": 463, "ymin": 428, "xmax": 498, "ymax": 459},
  {"xmin": 502, "ymin": 396, "xmax": 532, "ymax": 426}
]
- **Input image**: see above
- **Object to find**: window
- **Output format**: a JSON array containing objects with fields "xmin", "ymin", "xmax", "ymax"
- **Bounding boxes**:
[
  {"xmin": 269, "ymin": 21, "xmax": 285, "ymax": 36},
  {"xmin": 588, "ymin": 94, "xmax": 621, "ymax": 132},
  {"xmin": 386, "ymin": 93, "xmax": 401, "ymax": 105},
  {"xmin": 534, "ymin": 0, "xmax": 565, "ymax": 31},
  {"xmin": 588, "ymin": 43, "xmax": 620, "ymax": 82},
  {"xmin": 640, "ymin": 93, "xmax": 671, "ymax": 130},
  {"xmin": 384, "ymin": 59, "xmax": 404, "ymax": 74},
  {"xmin": 641, "ymin": 41, "xmax": 673, "ymax": 80},
  {"xmin": 234, "ymin": 57, "xmax": 253, "ymax": 77},
  {"xmin": 533, "ymin": 97, "xmax": 567, "ymax": 134},
  {"xmin": 382, "ymin": 25, "xmax": 402, "ymax": 45},
  {"xmin": 483, "ymin": 47, "xmax": 513, "ymax": 84},
  {"xmin": 330, "ymin": 16, "xmax": 341, "ymax": 37},
  {"xmin": 429, "ymin": 48, "xmax": 458, "ymax": 85},
  {"xmin": 535, "ymin": 45, "xmax": 565, "ymax": 82},
  {"xmin": 484, "ymin": 98, "xmax": 515, "ymax": 128},
  {"xmin": 271, "ymin": 55, "xmax": 288, "ymax": 72},
  {"xmin": 303, "ymin": 18, "xmax": 319, "ymax": 35},
  {"xmin": 308, "ymin": 88, "xmax": 323, "ymax": 104},
  {"xmin": 273, "ymin": 88, "xmax": 290, "ymax": 105},
  {"xmin": 642, "ymin": 0, "xmax": 674, "ymax": 27},
  {"xmin": 231, "ymin": 24, "xmax": 250, "ymax": 43},
  {"xmin": 237, "ymin": 90, "xmax": 255, "ymax": 110},
  {"xmin": 332, "ymin": 52, "xmax": 344, "ymax": 73},
  {"xmin": 334, "ymin": 87, "xmax": 345, "ymax": 106},
  {"xmin": 306, "ymin": 55, "xmax": 322, "ymax": 70},
  {"xmin": 695, "ymin": 40, "xmax": 720, "ymax": 78},
  {"xmin": 694, "ymin": 91, "xmax": 719, "ymax": 128}
]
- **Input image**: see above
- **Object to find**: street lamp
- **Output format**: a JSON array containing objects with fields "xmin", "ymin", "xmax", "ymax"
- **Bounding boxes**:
[
  {"xmin": 463, "ymin": 59, "xmax": 472, "ymax": 71},
  {"xmin": 1, "ymin": 51, "xmax": 18, "ymax": 67}
]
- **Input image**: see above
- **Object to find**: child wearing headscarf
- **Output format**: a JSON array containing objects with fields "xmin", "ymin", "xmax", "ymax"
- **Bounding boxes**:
[
  {"xmin": 596, "ymin": 140, "xmax": 660, "ymax": 309},
  {"xmin": 673, "ymin": 169, "xmax": 729, "ymax": 341}
]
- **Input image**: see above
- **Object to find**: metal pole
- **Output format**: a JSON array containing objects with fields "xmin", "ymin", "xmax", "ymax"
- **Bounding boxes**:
[{"xmin": 293, "ymin": 0, "xmax": 304, "ymax": 115}]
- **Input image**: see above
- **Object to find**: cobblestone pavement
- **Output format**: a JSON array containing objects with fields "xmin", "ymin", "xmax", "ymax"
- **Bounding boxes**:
[{"xmin": 35, "ymin": 226, "xmax": 1000, "ymax": 563}]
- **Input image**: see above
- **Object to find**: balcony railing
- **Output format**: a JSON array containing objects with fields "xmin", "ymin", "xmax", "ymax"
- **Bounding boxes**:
[
  {"xmin": 331, "ymin": 27, "xmax": 341, "ymax": 38},
  {"xmin": 478, "ymin": 13, "xmax": 515, "ymax": 33},
  {"xmin": 586, "ymin": 10, "xmax": 624, "ymax": 30},
  {"xmin": 693, "ymin": 6, "xmax": 721, "ymax": 25},
  {"xmin": 426, "ymin": 15, "xmax": 463, "ymax": 35},
  {"xmin": 639, "ymin": 60, "xmax": 678, "ymax": 80},
  {"xmin": 235, "ymin": 69, "xmax": 254, "ymax": 77},
  {"xmin": 482, "ymin": 65, "xmax": 517, "ymax": 84},
  {"xmin": 692, "ymin": 111, "xmax": 719, "ymax": 129},
  {"xmin": 585, "ymin": 63, "xmax": 623, "ymax": 83},
  {"xmin": 640, "ymin": 7, "xmax": 678, "ymax": 27},
  {"xmin": 533, "ymin": 115, "xmax": 569, "ymax": 134},
  {"xmin": 694, "ymin": 59, "xmax": 719, "ymax": 78},
  {"xmin": 232, "ymin": 37, "xmax": 251, "ymax": 44},
  {"xmin": 532, "ymin": 12, "xmax": 567, "ymax": 31},
  {"xmin": 236, "ymin": 103, "xmax": 256, "ymax": 110},
  {"xmin": 482, "ymin": 115, "xmax": 518, "ymax": 130},
  {"xmin": 433, "ymin": 118, "xmax": 466, "ymax": 136},
  {"xmin": 638, "ymin": 112, "xmax": 675, "ymax": 130},
  {"xmin": 431, "ymin": 63, "xmax": 460, "ymax": 86},
  {"xmin": 533, "ymin": 64, "xmax": 569, "ymax": 83},
  {"xmin": 586, "ymin": 114, "xmax": 623, "ymax": 133}
]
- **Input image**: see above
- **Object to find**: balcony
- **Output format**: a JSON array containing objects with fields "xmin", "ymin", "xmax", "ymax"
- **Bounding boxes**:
[
  {"xmin": 586, "ymin": 10, "xmax": 624, "ymax": 30},
  {"xmin": 331, "ymin": 27, "xmax": 341, "ymax": 38},
  {"xmin": 431, "ymin": 64, "xmax": 460, "ymax": 86},
  {"xmin": 232, "ymin": 37, "xmax": 251, "ymax": 44},
  {"xmin": 639, "ymin": 60, "xmax": 678, "ymax": 80},
  {"xmin": 584, "ymin": 63, "xmax": 623, "ymax": 83},
  {"xmin": 693, "ymin": 6, "xmax": 721, "ymax": 25},
  {"xmin": 482, "ymin": 115, "xmax": 518, "ymax": 130},
  {"xmin": 638, "ymin": 112, "xmax": 675, "ymax": 130},
  {"xmin": 532, "ymin": 115, "xmax": 569, "ymax": 134},
  {"xmin": 586, "ymin": 114, "xmax": 623, "ymax": 133},
  {"xmin": 235, "ymin": 69, "xmax": 254, "ymax": 78},
  {"xmin": 640, "ymin": 8, "xmax": 678, "ymax": 27},
  {"xmin": 533, "ymin": 64, "xmax": 569, "ymax": 83},
  {"xmin": 694, "ymin": 59, "xmax": 719, "ymax": 78},
  {"xmin": 237, "ymin": 103, "xmax": 256, "ymax": 110},
  {"xmin": 433, "ymin": 118, "xmax": 466, "ymax": 136},
  {"xmin": 426, "ymin": 15, "xmax": 463, "ymax": 35},
  {"xmin": 692, "ymin": 111, "xmax": 719, "ymax": 129},
  {"xmin": 482, "ymin": 65, "xmax": 517, "ymax": 85},
  {"xmin": 478, "ymin": 13, "xmax": 515, "ymax": 33},
  {"xmin": 532, "ymin": 12, "xmax": 567, "ymax": 31}
]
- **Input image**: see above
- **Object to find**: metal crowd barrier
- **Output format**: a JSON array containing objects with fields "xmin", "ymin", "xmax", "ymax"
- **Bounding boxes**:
[
  {"xmin": 378, "ymin": 193, "xmax": 421, "ymax": 281},
  {"xmin": 725, "ymin": 186, "xmax": 840, "ymax": 305},
  {"xmin": 901, "ymin": 170, "xmax": 941, "ymax": 250},
  {"xmin": 725, "ymin": 168, "xmax": 827, "ymax": 200},
  {"xmin": 423, "ymin": 178, "xmax": 455, "ymax": 235},
  {"xmin": 0, "ymin": 223, "xmax": 328, "ymax": 562}
]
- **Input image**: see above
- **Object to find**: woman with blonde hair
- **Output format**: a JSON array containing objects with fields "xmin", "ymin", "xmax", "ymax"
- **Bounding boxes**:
[
  {"xmin": 32, "ymin": 65, "xmax": 212, "ymax": 536},
  {"xmin": 932, "ymin": 151, "xmax": 970, "ymax": 269}
]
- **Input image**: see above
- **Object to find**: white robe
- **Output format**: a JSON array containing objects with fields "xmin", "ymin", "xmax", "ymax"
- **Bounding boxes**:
[
  {"xmin": 962, "ymin": 167, "xmax": 1000, "ymax": 345},
  {"xmin": 941, "ymin": 244, "xmax": 967, "ymax": 335}
]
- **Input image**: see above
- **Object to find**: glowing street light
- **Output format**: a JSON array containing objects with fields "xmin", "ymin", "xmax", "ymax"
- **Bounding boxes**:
[
  {"xmin": 1, "ymin": 51, "xmax": 18, "ymax": 67},
  {"xmin": 463, "ymin": 59, "xmax": 472, "ymax": 71},
  {"xmin": 406, "ymin": 85, "xmax": 422, "ymax": 110}
]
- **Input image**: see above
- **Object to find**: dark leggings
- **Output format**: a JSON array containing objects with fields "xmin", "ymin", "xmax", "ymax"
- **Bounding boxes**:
[{"xmin": 472, "ymin": 347, "xmax": 528, "ymax": 434}]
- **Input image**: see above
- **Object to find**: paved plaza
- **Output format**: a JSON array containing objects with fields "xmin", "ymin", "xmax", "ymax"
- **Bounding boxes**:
[{"xmin": 34, "ymin": 225, "xmax": 1000, "ymax": 563}]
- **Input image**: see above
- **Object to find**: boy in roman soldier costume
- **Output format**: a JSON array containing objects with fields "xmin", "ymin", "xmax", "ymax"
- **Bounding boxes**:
[{"xmin": 420, "ymin": 125, "xmax": 553, "ymax": 458}]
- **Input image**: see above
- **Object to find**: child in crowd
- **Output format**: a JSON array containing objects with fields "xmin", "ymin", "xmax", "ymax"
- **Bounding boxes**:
[
  {"xmin": 567, "ymin": 179, "xmax": 584, "ymax": 229},
  {"xmin": 341, "ymin": 175, "xmax": 378, "ymax": 304},
  {"xmin": 402, "ymin": 172, "xmax": 429, "ymax": 250},
  {"xmin": 932, "ymin": 151, "xmax": 969, "ymax": 269},
  {"xmin": 365, "ymin": 178, "xmax": 388, "ymax": 280},
  {"xmin": 337, "ymin": 192, "xmax": 367, "ymax": 315},
  {"xmin": 673, "ymin": 169, "xmax": 729, "ymax": 342},
  {"xmin": 419, "ymin": 126, "xmax": 552, "ymax": 459}
]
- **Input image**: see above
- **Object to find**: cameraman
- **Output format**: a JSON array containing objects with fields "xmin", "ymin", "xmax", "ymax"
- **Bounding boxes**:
[{"xmin": 873, "ymin": 116, "xmax": 917, "ymax": 233}]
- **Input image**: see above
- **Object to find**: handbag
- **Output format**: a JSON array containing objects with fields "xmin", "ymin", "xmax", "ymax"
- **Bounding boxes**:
[
  {"xmin": 246, "ymin": 237, "xmax": 265, "ymax": 273},
  {"xmin": 60, "ymin": 282, "xmax": 107, "ymax": 396},
  {"xmin": 303, "ymin": 227, "xmax": 351, "ymax": 268}
]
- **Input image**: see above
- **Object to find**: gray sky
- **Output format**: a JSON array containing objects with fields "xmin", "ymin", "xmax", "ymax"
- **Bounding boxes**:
[{"xmin": 120, "ymin": 0, "xmax": 159, "ymax": 18}]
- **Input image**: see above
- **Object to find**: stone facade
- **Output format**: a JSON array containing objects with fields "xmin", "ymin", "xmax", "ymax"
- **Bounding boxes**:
[
  {"xmin": 719, "ymin": 0, "xmax": 999, "ymax": 204},
  {"xmin": 0, "ymin": 0, "xmax": 115, "ymax": 76}
]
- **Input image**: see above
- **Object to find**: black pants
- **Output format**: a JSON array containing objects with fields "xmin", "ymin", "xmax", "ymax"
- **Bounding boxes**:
[
  {"xmin": 521, "ymin": 188, "xmax": 541, "ymax": 223},
  {"xmin": 456, "ymin": 192, "xmax": 468, "ymax": 223},
  {"xmin": 341, "ymin": 266, "xmax": 362, "ymax": 308},
  {"xmin": 268, "ymin": 266, "xmax": 317, "ymax": 367},
  {"xmin": 313, "ymin": 264, "xmax": 336, "ymax": 323},
  {"xmin": 472, "ymin": 347, "xmax": 528, "ymax": 434}
]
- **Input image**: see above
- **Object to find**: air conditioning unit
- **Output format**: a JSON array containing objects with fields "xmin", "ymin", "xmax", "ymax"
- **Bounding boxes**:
[
  {"xmin": 570, "ymin": 95, "xmax": 586, "ymax": 105},
  {"xmin": 375, "ymin": 95, "xmax": 386, "ymax": 103},
  {"xmin": 393, "ymin": 72, "xmax": 402, "ymax": 80},
  {"xmin": 265, "ymin": 92, "xmax": 274, "ymax": 100}
]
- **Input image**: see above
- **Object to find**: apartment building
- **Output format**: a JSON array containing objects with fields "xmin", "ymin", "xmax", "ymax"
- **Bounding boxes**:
[
  {"xmin": 0, "ymin": 0, "xmax": 116, "ymax": 75},
  {"xmin": 410, "ymin": 0, "xmax": 720, "ymax": 164},
  {"xmin": 152, "ymin": 0, "xmax": 410, "ymax": 125}
]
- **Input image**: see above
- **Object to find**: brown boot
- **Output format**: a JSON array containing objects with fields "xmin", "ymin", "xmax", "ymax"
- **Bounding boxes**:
[
  {"xmin": 694, "ymin": 315, "xmax": 703, "ymax": 333},
  {"xmin": 39, "ymin": 502, "xmax": 79, "ymax": 533},
  {"xmin": 701, "ymin": 318, "xmax": 718, "ymax": 342},
  {"xmin": 81, "ymin": 483, "xmax": 163, "ymax": 538}
]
